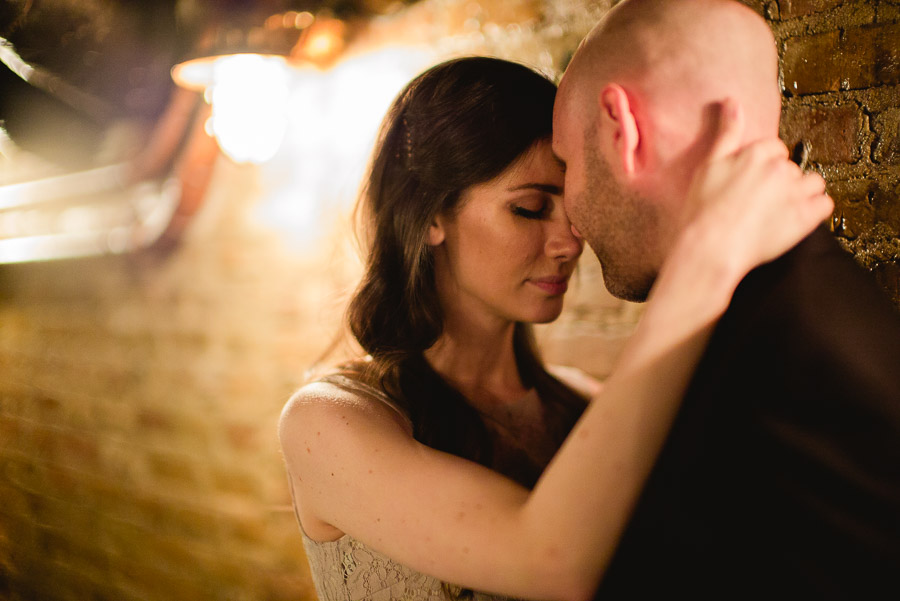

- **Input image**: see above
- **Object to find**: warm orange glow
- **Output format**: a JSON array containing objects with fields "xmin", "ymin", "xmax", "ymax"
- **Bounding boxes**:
[
  {"xmin": 292, "ymin": 18, "xmax": 346, "ymax": 66},
  {"xmin": 171, "ymin": 53, "xmax": 288, "ymax": 93}
]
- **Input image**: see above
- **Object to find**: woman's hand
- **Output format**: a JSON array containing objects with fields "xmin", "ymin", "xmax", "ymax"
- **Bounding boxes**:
[{"xmin": 679, "ymin": 98, "xmax": 834, "ymax": 278}]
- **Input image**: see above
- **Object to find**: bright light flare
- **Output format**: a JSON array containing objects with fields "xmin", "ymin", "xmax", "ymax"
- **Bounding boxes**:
[
  {"xmin": 206, "ymin": 54, "xmax": 290, "ymax": 164},
  {"xmin": 253, "ymin": 46, "xmax": 433, "ymax": 250}
]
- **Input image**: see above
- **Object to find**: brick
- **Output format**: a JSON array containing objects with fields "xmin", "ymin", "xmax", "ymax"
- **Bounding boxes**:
[
  {"xmin": 782, "ymin": 30, "xmax": 840, "ymax": 95},
  {"xmin": 783, "ymin": 23, "xmax": 900, "ymax": 95},
  {"xmin": 882, "ymin": 4, "xmax": 900, "ymax": 21},
  {"xmin": 0, "ymin": 413, "xmax": 23, "ymax": 450},
  {"xmin": 39, "ymin": 527, "xmax": 108, "ymax": 572},
  {"xmin": 844, "ymin": 23, "xmax": 900, "ymax": 87},
  {"xmin": 33, "ymin": 394, "xmax": 64, "ymax": 417},
  {"xmin": 262, "ymin": 571, "xmax": 318, "ymax": 601},
  {"xmin": 837, "ymin": 217, "xmax": 900, "ymax": 274},
  {"xmin": 145, "ymin": 452, "xmax": 198, "ymax": 486},
  {"xmin": 223, "ymin": 512, "xmax": 269, "ymax": 546},
  {"xmin": 112, "ymin": 494, "xmax": 222, "ymax": 543},
  {"xmin": 40, "ymin": 463, "xmax": 85, "ymax": 499},
  {"xmin": 116, "ymin": 552, "xmax": 209, "ymax": 601},
  {"xmin": 224, "ymin": 421, "xmax": 260, "ymax": 452},
  {"xmin": 168, "ymin": 505, "xmax": 224, "ymax": 541},
  {"xmin": 739, "ymin": 0, "xmax": 771, "ymax": 18},
  {"xmin": 55, "ymin": 430, "xmax": 101, "ymax": 468},
  {"xmin": 777, "ymin": 0, "xmax": 843, "ymax": 19},
  {"xmin": 872, "ymin": 107, "xmax": 900, "ymax": 165},
  {"xmin": 212, "ymin": 465, "xmax": 262, "ymax": 497},
  {"xmin": 0, "ymin": 480, "xmax": 31, "ymax": 519},
  {"xmin": 26, "ymin": 489, "xmax": 98, "ymax": 536},
  {"xmin": 827, "ymin": 179, "xmax": 876, "ymax": 240},
  {"xmin": 873, "ymin": 182, "xmax": 900, "ymax": 236},
  {"xmin": 133, "ymin": 407, "xmax": 213, "ymax": 449},
  {"xmin": 135, "ymin": 408, "xmax": 174, "ymax": 432},
  {"xmin": 780, "ymin": 104, "xmax": 863, "ymax": 164}
]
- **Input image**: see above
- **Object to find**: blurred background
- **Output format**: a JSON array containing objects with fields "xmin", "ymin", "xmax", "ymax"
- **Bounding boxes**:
[{"xmin": 0, "ymin": 1, "xmax": 897, "ymax": 599}]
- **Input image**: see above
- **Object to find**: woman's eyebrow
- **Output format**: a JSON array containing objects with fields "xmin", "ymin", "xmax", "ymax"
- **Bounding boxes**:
[{"xmin": 507, "ymin": 183, "xmax": 562, "ymax": 194}]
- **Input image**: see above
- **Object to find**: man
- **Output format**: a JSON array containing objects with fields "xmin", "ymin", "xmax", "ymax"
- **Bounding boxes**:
[{"xmin": 553, "ymin": 0, "xmax": 900, "ymax": 598}]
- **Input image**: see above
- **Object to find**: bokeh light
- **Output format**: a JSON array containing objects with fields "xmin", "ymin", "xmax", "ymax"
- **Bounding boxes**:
[{"xmin": 205, "ymin": 54, "xmax": 291, "ymax": 164}]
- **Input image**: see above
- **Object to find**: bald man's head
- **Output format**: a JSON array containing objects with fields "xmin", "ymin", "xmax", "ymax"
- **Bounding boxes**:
[
  {"xmin": 553, "ymin": 0, "xmax": 782, "ymax": 301},
  {"xmin": 562, "ymin": 0, "xmax": 780, "ymax": 141}
]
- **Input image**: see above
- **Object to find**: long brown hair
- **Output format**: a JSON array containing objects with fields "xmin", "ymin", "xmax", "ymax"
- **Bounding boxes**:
[{"xmin": 343, "ymin": 57, "xmax": 585, "ymax": 486}]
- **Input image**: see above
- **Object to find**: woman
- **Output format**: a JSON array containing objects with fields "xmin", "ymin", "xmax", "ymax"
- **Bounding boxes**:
[{"xmin": 279, "ymin": 57, "xmax": 830, "ymax": 601}]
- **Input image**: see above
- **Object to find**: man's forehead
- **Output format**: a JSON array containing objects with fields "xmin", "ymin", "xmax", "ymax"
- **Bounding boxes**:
[{"xmin": 551, "ymin": 97, "xmax": 572, "ymax": 157}]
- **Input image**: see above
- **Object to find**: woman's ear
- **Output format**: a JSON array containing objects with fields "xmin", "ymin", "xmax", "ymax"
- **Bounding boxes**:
[
  {"xmin": 598, "ymin": 83, "xmax": 640, "ymax": 175},
  {"xmin": 426, "ymin": 216, "xmax": 445, "ymax": 246}
]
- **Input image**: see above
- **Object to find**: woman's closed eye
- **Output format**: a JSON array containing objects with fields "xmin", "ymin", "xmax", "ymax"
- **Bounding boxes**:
[
  {"xmin": 513, "ymin": 206, "xmax": 547, "ymax": 219},
  {"xmin": 511, "ymin": 197, "xmax": 550, "ymax": 220}
]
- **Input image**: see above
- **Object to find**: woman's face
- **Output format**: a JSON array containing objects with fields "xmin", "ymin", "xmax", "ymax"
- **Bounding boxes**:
[{"xmin": 429, "ymin": 140, "xmax": 583, "ymax": 327}]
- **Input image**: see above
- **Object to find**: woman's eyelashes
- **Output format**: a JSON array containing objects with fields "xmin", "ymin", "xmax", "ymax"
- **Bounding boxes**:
[{"xmin": 511, "ymin": 198, "xmax": 550, "ymax": 220}]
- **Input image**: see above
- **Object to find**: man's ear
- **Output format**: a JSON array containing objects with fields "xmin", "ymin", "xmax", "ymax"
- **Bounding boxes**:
[
  {"xmin": 598, "ymin": 83, "xmax": 640, "ymax": 175},
  {"xmin": 426, "ymin": 216, "xmax": 445, "ymax": 246}
]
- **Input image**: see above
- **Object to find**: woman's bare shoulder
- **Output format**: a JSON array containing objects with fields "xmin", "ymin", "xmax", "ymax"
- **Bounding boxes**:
[{"xmin": 280, "ymin": 376, "xmax": 413, "ymax": 439}]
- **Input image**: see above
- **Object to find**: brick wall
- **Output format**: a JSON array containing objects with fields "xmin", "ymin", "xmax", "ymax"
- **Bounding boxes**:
[
  {"xmin": 0, "ymin": 1, "xmax": 896, "ymax": 600},
  {"xmin": 0, "ymin": 158, "xmax": 351, "ymax": 600},
  {"xmin": 766, "ymin": 0, "xmax": 900, "ymax": 305}
]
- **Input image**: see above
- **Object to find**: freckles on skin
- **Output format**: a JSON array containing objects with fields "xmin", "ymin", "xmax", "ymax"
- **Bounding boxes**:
[{"xmin": 469, "ymin": 208, "xmax": 538, "ymax": 269}]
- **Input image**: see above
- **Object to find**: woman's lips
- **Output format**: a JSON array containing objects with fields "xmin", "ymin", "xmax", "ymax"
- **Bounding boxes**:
[{"xmin": 529, "ymin": 276, "xmax": 569, "ymax": 296}]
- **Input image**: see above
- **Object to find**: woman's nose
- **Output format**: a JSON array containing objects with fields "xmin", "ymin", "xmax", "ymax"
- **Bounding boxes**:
[{"xmin": 546, "ymin": 215, "xmax": 584, "ymax": 261}]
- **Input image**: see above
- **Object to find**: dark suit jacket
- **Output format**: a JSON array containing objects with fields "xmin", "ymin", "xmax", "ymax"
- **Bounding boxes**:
[{"xmin": 595, "ymin": 228, "xmax": 900, "ymax": 599}]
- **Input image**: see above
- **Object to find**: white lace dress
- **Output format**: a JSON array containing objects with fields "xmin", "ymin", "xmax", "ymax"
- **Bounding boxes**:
[{"xmin": 301, "ymin": 529, "xmax": 519, "ymax": 601}]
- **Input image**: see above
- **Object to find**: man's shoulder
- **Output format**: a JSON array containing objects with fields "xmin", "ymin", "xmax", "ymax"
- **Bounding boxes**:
[
  {"xmin": 725, "ymin": 227, "xmax": 899, "ymax": 336},
  {"xmin": 692, "ymin": 226, "xmax": 900, "ymax": 403}
]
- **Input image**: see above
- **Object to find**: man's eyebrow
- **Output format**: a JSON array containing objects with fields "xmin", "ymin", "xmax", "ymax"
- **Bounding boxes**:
[{"xmin": 507, "ymin": 183, "xmax": 562, "ymax": 194}]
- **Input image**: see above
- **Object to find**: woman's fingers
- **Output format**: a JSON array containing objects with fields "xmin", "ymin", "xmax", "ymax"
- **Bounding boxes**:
[
  {"xmin": 706, "ymin": 98, "xmax": 745, "ymax": 162},
  {"xmin": 753, "ymin": 162, "xmax": 833, "ymax": 260},
  {"xmin": 682, "ymin": 127, "xmax": 834, "ymax": 273}
]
